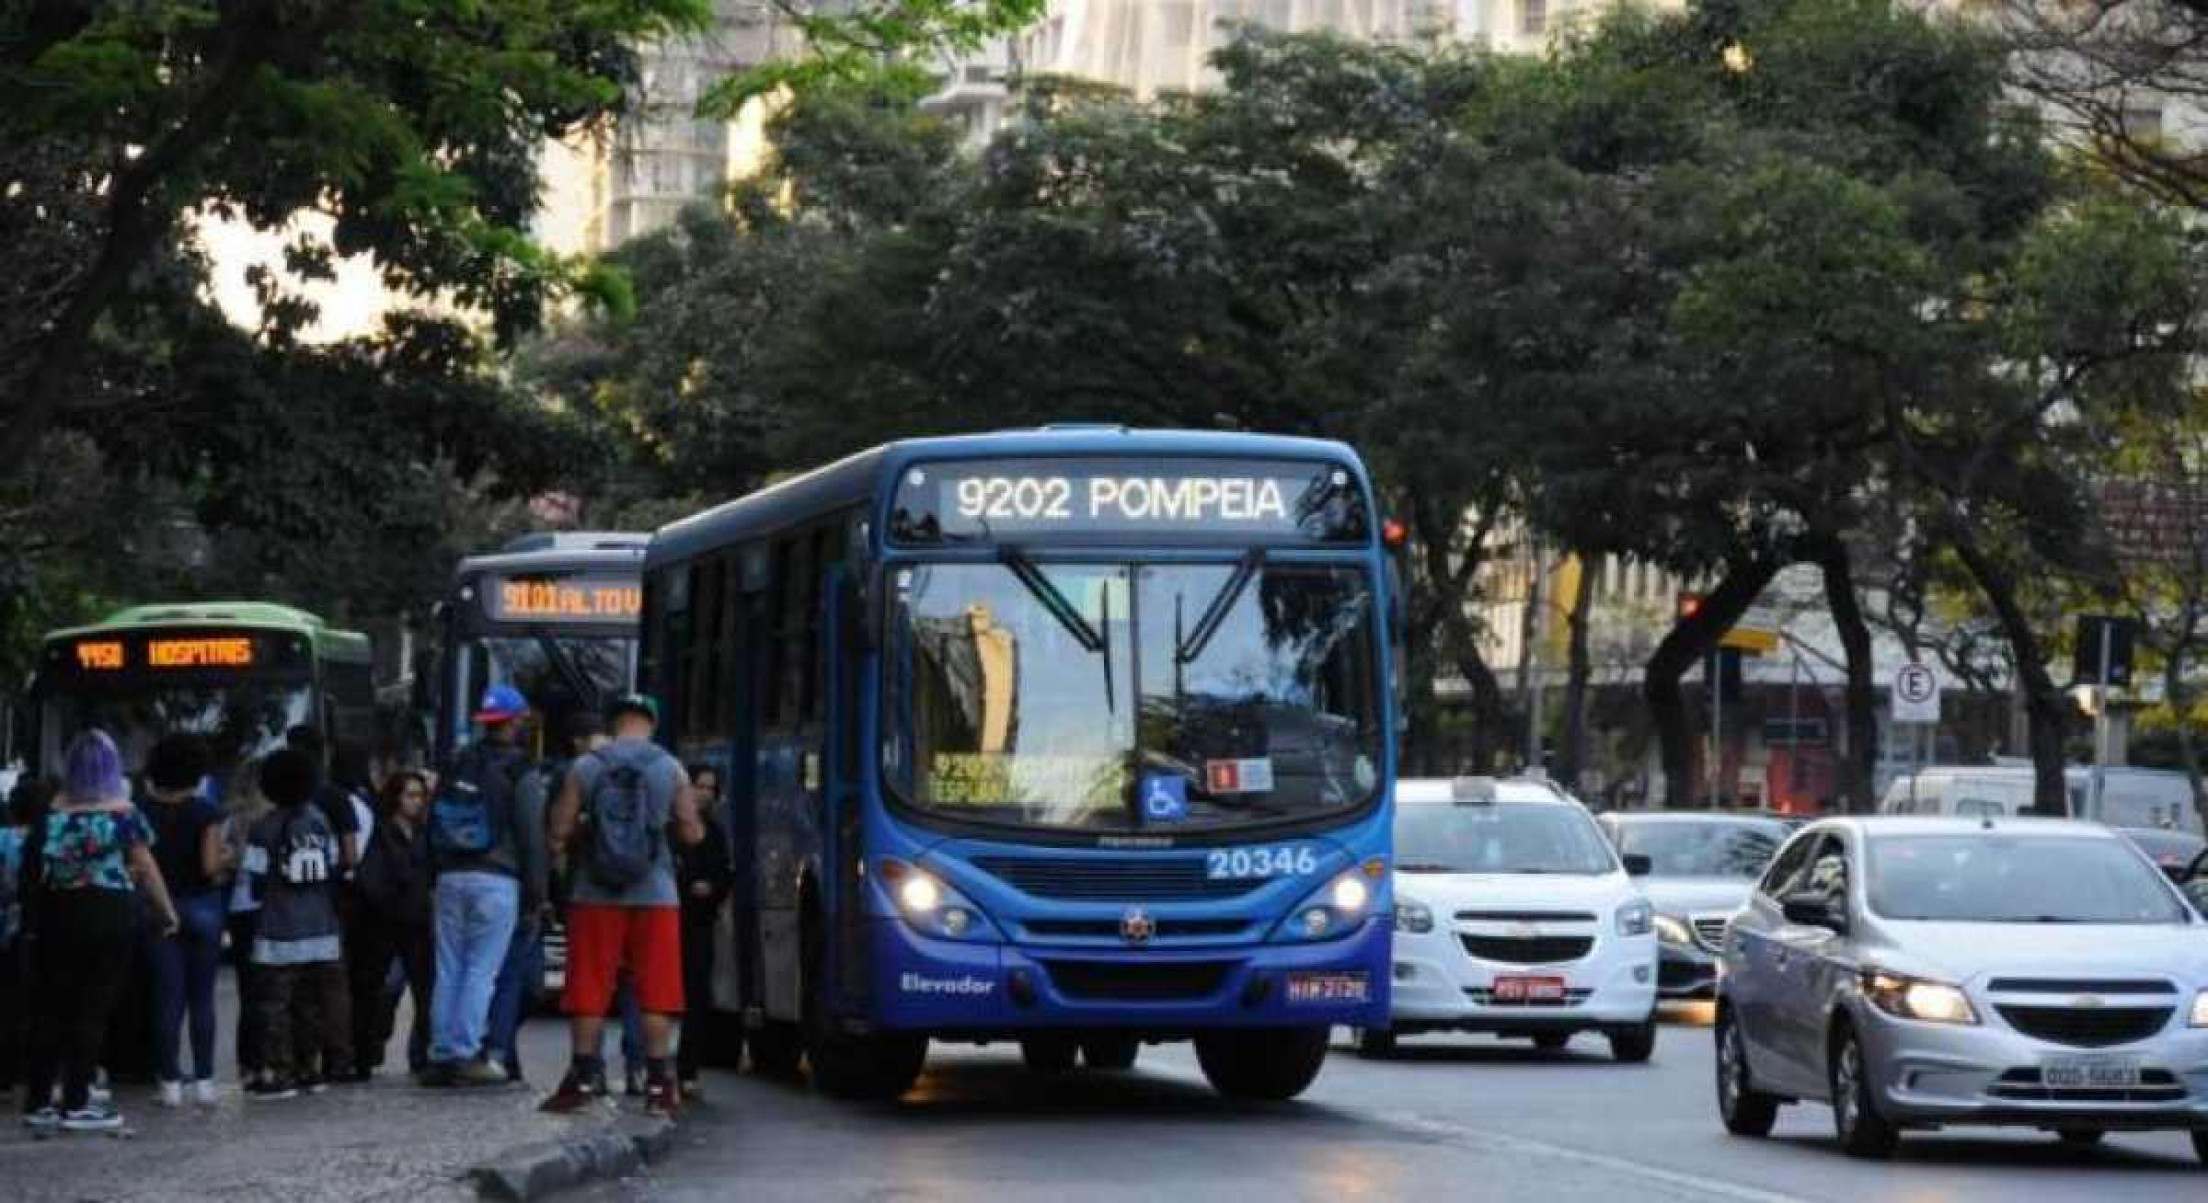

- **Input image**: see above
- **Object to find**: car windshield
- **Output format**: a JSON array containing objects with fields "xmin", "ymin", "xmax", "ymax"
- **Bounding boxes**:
[
  {"xmin": 1867, "ymin": 834, "xmax": 2191, "ymax": 924},
  {"xmin": 1611, "ymin": 818, "xmax": 1788, "ymax": 878},
  {"xmin": 1395, "ymin": 801, "xmax": 1618, "ymax": 875},
  {"xmin": 41, "ymin": 679, "xmax": 313, "ymax": 799},
  {"xmin": 883, "ymin": 560, "xmax": 1381, "ymax": 833}
]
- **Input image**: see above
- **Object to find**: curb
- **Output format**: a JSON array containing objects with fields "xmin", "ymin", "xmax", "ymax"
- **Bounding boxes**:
[{"xmin": 468, "ymin": 1115, "xmax": 680, "ymax": 1201}]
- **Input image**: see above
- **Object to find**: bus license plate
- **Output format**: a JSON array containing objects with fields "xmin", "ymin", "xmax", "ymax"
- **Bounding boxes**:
[
  {"xmin": 1492, "ymin": 975, "xmax": 1567, "ymax": 1004},
  {"xmin": 2043, "ymin": 1057, "xmax": 2141, "ymax": 1089},
  {"xmin": 1285, "ymin": 972, "xmax": 1370, "ymax": 1004}
]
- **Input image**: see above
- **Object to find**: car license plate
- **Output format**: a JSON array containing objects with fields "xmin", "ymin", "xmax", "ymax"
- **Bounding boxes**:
[
  {"xmin": 1285, "ymin": 971, "xmax": 1370, "ymax": 1004},
  {"xmin": 2043, "ymin": 1057, "xmax": 2142, "ymax": 1089},
  {"xmin": 1491, "ymin": 975, "xmax": 1567, "ymax": 1004}
]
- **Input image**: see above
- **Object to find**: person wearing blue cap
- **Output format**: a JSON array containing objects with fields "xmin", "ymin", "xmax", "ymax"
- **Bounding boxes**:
[{"xmin": 420, "ymin": 684, "xmax": 539, "ymax": 1087}]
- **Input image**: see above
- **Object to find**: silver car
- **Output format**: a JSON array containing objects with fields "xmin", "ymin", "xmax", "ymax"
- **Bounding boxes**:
[{"xmin": 1715, "ymin": 816, "xmax": 2208, "ymax": 1161}]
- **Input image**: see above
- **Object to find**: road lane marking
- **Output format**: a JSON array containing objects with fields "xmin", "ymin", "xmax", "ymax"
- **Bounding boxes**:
[{"xmin": 1379, "ymin": 1112, "xmax": 1811, "ymax": 1203}]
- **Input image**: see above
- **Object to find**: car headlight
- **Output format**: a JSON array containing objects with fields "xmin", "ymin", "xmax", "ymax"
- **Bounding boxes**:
[
  {"xmin": 2191, "ymin": 990, "xmax": 2208, "ymax": 1028},
  {"xmin": 1861, "ymin": 969, "xmax": 1978, "ymax": 1025},
  {"xmin": 1273, "ymin": 858, "xmax": 1386, "ymax": 943},
  {"xmin": 1651, "ymin": 913, "xmax": 1692, "ymax": 946},
  {"xmin": 878, "ymin": 858, "xmax": 996, "ymax": 942},
  {"xmin": 1395, "ymin": 896, "xmax": 1434, "ymax": 934},
  {"xmin": 1616, "ymin": 898, "xmax": 1654, "ymax": 938}
]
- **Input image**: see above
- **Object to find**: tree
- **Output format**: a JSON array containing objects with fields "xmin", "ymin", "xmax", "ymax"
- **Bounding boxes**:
[{"xmin": 2, "ymin": 0, "xmax": 709, "ymax": 452}]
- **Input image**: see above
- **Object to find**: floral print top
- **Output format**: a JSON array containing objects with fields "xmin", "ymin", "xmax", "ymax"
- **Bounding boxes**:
[{"xmin": 40, "ymin": 806, "xmax": 153, "ymax": 892}]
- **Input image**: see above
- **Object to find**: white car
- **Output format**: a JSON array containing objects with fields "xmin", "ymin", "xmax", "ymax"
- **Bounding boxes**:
[{"xmin": 1362, "ymin": 777, "xmax": 1661, "ymax": 1062}]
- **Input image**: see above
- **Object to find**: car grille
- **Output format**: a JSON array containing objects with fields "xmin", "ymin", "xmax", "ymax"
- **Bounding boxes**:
[
  {"xmin": 1459, "ymin": 934, "xmax": 1594, "ymax": 965},
  {"xmin": 1452, "ymin": 910, "xmax": 1597, "ymax": 922},
  {"xmin": 1690, "ymin": 916, "xmax": 1730, "ymax": 951},
  {"xmin": 1041, "ymin": 959, "xmax": 1234, "ymax": 1001},
  {"xmin": 1986, "ymin": 978, "xmax": 2177, "ymax": 996},
  {"xmin": 1021, "ymin": 917, "xmax": 1251, "ymax": 940},
  {"xmin": 1988, "ymin": 1067, "xmax": 2188, "ymax": 1104},
  {"xmin": 1464, "ymin": 987, "xmax": 1594, "ymax": 1007},
  {"xmin": 1995, "ymin": 1004, "xmax": 2174, "ymax": 1048},
  {"xmin": 973, "ymin": 856, "xmax": 1261, "ymax": 901}
]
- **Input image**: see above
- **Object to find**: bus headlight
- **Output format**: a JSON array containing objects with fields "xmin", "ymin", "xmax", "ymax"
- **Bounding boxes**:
[
  {"xmin": 879, "ymin": 858, "xmax": 996, "ymax": 943},
  {"xmin": 1272, "ymin": 859, "xmax": 1386, "ymax": 943}
]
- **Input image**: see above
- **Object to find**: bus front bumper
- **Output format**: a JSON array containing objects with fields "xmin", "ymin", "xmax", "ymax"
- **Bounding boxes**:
[{"xmin": 867, "ymin": 916, "xmax": 1392, "ymax": 1032}]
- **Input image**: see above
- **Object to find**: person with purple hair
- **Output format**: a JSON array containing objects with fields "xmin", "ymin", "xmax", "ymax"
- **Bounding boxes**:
[{"xmin": 19, "ymin": 731, "xmax": 179, "ymax": 1133}]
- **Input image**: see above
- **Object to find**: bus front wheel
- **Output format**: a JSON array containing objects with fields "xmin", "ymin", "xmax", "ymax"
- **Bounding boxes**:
[{"xmin": 1194, "ymin": 1027, "xmax": 1330, "ymax": 1101}]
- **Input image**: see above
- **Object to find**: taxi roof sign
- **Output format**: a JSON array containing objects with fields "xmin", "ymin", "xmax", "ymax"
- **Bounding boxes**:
[{"xmin": 1451, "ymin": 776, "xmax": 1499, "ymax": 806}]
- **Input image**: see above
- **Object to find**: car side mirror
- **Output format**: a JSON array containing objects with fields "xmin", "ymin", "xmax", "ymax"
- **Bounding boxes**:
[
  {"xmin": 2182, "ymin": 881, "xmax": 2208, "ymax": 916},
  {"xmin": 1622, "ymin": 852, "xmax": 1653, "ymax": 877},
  {"xmin": 1781, "ymin": 892, "xmax": 1848, "ymax": 934}
]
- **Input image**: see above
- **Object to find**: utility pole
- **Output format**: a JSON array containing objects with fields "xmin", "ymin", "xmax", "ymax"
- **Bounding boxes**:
[{"xmin": 1523, "ymin": 546, "xmax": 1549, "ymax": 772}]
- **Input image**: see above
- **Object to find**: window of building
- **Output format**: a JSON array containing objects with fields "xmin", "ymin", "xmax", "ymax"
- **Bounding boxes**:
[{"xmin": 1522, "ymin": 0, "xmax": 1547, "ymax": 36}]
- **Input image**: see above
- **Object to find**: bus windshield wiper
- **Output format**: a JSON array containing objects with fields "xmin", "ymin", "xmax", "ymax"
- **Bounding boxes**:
[
  {"xmin": 535, "ymin": 633, "xmax": 600, "ymax": 713},
  {"xmin": 997, "ymin": 547, "xmax": 1114, "ymax": 714},
  {"xmin": 1177, "ymin": 549, "xmax": 1264, "ymax": 664}
]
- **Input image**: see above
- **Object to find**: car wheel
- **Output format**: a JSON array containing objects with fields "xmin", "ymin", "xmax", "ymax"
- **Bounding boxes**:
[
  {"xmin": 2056, "ymin": 1129, "xmax": 2104, "ymax": 1149},
  {"xmin": 1081, "ymin": 1036, "xmax": 1139, "ymax": 1071},
  {"xmin": 1714, "ymin": 1009, "xmax": 1780, "ymax": 1138},
  {"xmin": 1021, "ymin": 1036, "xmax": 1080, "ymax": 1074},
  {"xmin": 1354, "ymin": 1027, "xmax": 1397, "ymax": 1059},
  {"xmin": 1531, "ymin": 1032, "xmax": 1571, "ymax": 1052},
  {"xmin": 1829, "ymin": 1025, "xmax": 1900, "ymax": 1159},
  {"xmin": 1194, "ymin": 1028, "xmax": 1331, "ymax": 1101},
  {"xmin": 1608, "ymin": 1020, "xmax": 1656, "ymax": 1064}
]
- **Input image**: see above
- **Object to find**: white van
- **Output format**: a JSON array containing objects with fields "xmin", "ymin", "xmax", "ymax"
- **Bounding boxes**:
[{"xmin": 1881, "ymin": 764, "xmax": 2202, "ymax": 834}]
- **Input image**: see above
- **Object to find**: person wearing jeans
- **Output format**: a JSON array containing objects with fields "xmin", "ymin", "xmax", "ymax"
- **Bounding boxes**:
[
  {"xmin": 138, "ymin": 735, "xmax": 232, "ymax": 1106},
  {"xmin": 423, "ymin": 685, "xmax": 533, "ymax": 1087}
]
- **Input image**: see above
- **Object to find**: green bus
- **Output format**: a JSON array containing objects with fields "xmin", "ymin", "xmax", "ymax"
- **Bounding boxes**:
[{"xmin": 21, "ymin": 601, "xmax": 375, "ymax": 798}]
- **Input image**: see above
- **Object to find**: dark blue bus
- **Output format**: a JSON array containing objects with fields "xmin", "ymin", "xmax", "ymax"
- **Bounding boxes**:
[{"xmin": 643, "ymin": 428, "xmax": 1396, "ymax": 1100}]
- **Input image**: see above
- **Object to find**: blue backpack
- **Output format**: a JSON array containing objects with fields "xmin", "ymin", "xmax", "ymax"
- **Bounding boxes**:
[{"xmin": 430, "ymin": 746, "xmax": 515, "ymax": 861}]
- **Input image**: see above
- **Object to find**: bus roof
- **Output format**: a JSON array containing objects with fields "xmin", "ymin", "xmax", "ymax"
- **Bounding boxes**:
[
  {"xmin": 453, "ymin": 534, "xmax": 650, "ymax": 582},
  {"xmin": 647, "ymin": 427, "xmax": 1368, "ymax": 568},
  {"xmin": 48, "ymin": 601, "xmax": 373, "ymax": 663}
]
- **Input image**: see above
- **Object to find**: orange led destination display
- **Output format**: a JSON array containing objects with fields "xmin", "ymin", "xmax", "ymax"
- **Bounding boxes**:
[
  {"xmin": 147, "ymin": 637, "xmax": 257, "ymax": 669},
  {"xmin": 489, "ymin": 574, "xmax": 643, "ymax": 623},
  {"xmin": 75, "ymin": 641, "xmax": 125, "ymax": 671}
]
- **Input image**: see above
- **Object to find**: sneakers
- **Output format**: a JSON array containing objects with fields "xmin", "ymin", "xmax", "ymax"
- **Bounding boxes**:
[
  {"xmin": 679, "ymin": 1076, "xmax": 703, "ymax": 1100},
  {"xmin": 623, "ymin": 1067, "xmax": 646, "ymax": 1097},
  {"xmin": 192, "ymin": 1079, "xmax": 221, "ymax": 1107},
  {"xmin": 157, "ymin": 1080, "xmax": 185, "ymax": 1108},
  {"xmin": 244, "ymin": 1077, "xmax": 299, "ymax": 1100},
  {"xmin": 21, "ymin": 1107, "xmax": 60, "ymax": 1130},
  {"xmin": 539, "ymin": 1064, "xmax": 610, "ymax": 1115},
  {"xmin": 61, "ymin": 1103, "xmax": 123, "ymax": 1132},
  {"xmin": 297, "ymin": 1074, "xmax": 331, "ymax": 1095},
  {"xmin": 455, "ymin": 1058, "xmax": 509, "ymax": 1087},
  {"xmin": 643, "ymin": 1075, "xmax": 680, "ymax": 1120},
  {"xmin": 416, "ymin": 1062, "xmax": 458, "ymax": 1088}
]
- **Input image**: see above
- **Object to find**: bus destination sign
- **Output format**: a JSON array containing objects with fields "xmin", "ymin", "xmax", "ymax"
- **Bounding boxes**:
[
  {"xmin": 486, "ymin": 573, "xmax": 644, "ymax": 624},
  {"xmin": 56, "ymin": 633, "xmax": 272, "ymax": 674},
  {"xmin": 890, "ymin": 458, "xmax": 1369, "ymax": 544}
]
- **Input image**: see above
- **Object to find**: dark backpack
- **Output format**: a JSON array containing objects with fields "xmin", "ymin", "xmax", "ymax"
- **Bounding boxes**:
[
  {"xmin": 584, "ymin": 754, "xmax": 657, "ymax": 890},
  {"xmin": 430, "ymin": 745, "xmax": 516, "ymax": 861}
]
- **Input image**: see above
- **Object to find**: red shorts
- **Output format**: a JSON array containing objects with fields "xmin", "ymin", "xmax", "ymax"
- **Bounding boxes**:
[{"xmin": 562, "ymin": 904, "xmax": 685, "ymax": 1016}]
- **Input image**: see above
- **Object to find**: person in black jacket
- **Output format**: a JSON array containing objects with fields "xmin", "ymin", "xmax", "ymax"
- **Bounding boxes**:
[
  {"xmin": 351, "ymin": 771, "xmax": 435, "ymax": 1076},
  {"xmin": 675, "ymin": 765, "xmax": 733, "ymax": 1097}
]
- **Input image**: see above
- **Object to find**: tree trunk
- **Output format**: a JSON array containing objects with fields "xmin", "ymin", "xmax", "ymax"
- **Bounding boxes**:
[
  {"xmin": 1557, "ymin": 552, "xmax": 1598, "ymax": 791},
  {"xmin": 1643, "ymin": 556, "xmax": 1784, "ymax": 808},
  {"xmin": 1809, "ymin": 536, "xmax": 1878, "ymax": 813},
  {"xmin": 1446, "ymin": 612, "xmax": 1511, "ymax": 773},
  {"xmin": 1950, "ymin": 535, "xmax": 2071, "ymax": 816},
  {"xmin": 1401, "ymin": 629, "xmax": 1442, "ymax": 778}
]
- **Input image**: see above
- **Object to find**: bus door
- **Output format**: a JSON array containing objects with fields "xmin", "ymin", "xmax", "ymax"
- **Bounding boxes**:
[
  {"xmin": 726, "ymin": 544, "xmax": 769, "ymax": 1019},
  {"xmin": 824, "ymin": 561, "xmax": 870, "ymax": 1012}
]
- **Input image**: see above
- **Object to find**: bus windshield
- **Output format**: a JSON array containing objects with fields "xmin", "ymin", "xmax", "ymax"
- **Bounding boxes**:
[
  {"xmin": 41, "ymin": 679, "xmax": 313, "ymax": 793},
  {"xmin": 464, "ymin": 635, "xmax": 634, "ymax": 734},
  {"xmin": 884, "ymin": 559, "xmax": 1382, "ymax": 833}
]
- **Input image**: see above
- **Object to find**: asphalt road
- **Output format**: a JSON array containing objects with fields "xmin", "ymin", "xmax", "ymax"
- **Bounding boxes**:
[{"xmin": 586, "ymin": 1006, "xmax": 2205, "ymax": 1203}]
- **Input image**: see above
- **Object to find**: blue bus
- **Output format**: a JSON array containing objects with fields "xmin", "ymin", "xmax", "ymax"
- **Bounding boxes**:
[
  {"xmin": 643, "ymin": 428, "xmax": 1397, "ymax": 1100},
  {"xmin": 431, "ymin": 532, "xmax": 648, "ymax": 761}
]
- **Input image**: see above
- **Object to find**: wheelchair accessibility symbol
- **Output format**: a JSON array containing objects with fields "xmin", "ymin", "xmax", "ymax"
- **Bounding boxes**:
[{"xmin": 1141, "ymin": 774, "xmax": 1189, "ymax": 822}]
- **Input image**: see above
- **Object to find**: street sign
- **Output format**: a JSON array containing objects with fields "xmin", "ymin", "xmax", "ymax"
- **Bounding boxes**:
[
  {"xmin": 2072, "ymin": 615, "xmax": 2137, "ymax": 688},
  {"xmin": 1891, "ymin": 662, "xmax": 1940, "ymax": 724}
]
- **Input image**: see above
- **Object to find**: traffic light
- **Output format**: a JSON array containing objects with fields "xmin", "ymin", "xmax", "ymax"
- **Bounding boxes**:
[{"xmin": 1677, "ymin": 592, "xmax": 1705, "ymax": 622}]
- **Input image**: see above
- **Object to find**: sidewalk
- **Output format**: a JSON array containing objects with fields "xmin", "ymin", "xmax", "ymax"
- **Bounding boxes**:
[{"xmin": 2, "ymin": 972, "xmax": 641, "ymax": 1203}]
